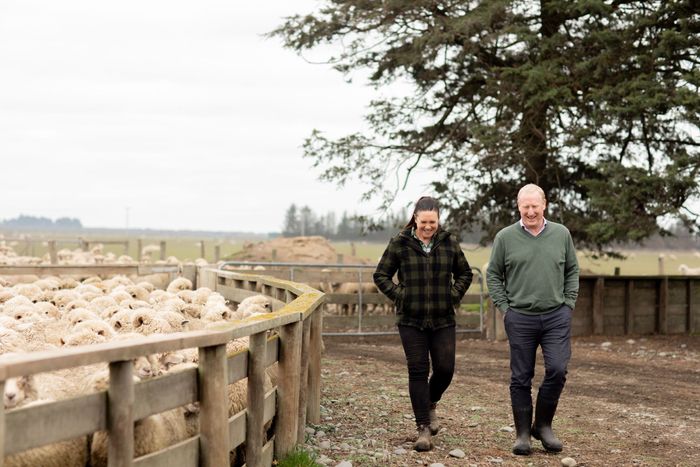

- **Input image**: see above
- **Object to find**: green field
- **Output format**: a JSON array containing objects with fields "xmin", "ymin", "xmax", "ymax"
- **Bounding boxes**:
[
  {"xmin": 4, "ymin": 234, "xmax": 699, "ymax": 276},
  {"xmin": 333, "ymin": 240, "xmax": 700, "ymax": 276}
]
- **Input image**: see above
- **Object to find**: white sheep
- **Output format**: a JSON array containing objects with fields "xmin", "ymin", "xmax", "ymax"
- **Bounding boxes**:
[
  {"xmin": 4, "ymin": 375, "xmax": 38, "ymax": 409},
  {"xmin": 166, "ymin": 277, "xmax": 193, "ymax": 293},
  {"xmin": 237, "ymin": 295, "xmax": 273, "ymax": 314},
  {"xmin": 131, "ymin": 308, "xmax": 173, "ymax": 335},
  {"xmin": 679, "ymin": 264, "xmax": 700, "ymax": 275}
]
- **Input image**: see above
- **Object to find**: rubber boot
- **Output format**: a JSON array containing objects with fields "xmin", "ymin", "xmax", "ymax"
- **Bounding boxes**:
[
  {"xmin": 511, "ymin": 406, "xmax": 532, "ymax": 455},
  {"xmin": 531, "ymin": 396, "xmax": 563, "ymax": 452},
  {"xmin": 414, "ymin": 424, "xmax": 433, "ymax": 451},
  {"xmin": 428, "ymin": 402, "xmax": 440, "ymax": 435}
]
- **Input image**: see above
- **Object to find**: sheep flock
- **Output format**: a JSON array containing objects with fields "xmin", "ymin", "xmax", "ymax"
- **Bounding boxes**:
[{"xmin": 0, "ymin": 245, "xmax": 277, "ymax": 467}]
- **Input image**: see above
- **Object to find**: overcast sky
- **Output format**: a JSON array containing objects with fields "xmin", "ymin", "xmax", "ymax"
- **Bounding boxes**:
[{"xmin": 0, "ymin": 0, "xmax": 435, "ymax": 233}]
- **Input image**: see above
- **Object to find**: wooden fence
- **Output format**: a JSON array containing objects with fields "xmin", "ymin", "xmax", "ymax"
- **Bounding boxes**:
[
  {"xmin": 486, "ymin": 275, "xmax": 700, "ymax": 340},
  {"xmin": 0, "ymin": 268, "xmax": 325, "ymax": 467},
  {"xmin": 0, "ymin": 237, "xmax": 226, "ymax": 263}
]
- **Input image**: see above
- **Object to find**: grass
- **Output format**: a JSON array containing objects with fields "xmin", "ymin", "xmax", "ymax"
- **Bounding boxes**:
[{"xmin": 276, "ymin": 446, "xmax": 321, "ymax": 467}]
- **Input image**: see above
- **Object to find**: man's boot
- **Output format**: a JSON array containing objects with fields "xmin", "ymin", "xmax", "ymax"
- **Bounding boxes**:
[
  {"xmin": 511, "ymin": 406, "xmax": 532, "ymax": 455},
  {"xmin": 428, "ymin": 402, "xmax": 440, "ymax": 435},
  {"xmin": 414, "ymin": 424, "xmax": 433, "ymax": 451},
  {"xmin": 531, "ymin": 396, "xmax": 563, "ymax": 452}
]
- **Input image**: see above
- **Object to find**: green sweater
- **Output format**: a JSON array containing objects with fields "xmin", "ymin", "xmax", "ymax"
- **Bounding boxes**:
[{"xmin": 486, "ymin": 221, "xmax": 579, "ymax": 314}]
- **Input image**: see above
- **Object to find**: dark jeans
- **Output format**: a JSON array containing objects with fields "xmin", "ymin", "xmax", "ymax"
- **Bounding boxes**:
[
  {"xmin": 398, "ymin": 325, "xmax": 456, "ymax": 427},
  {"xmin": 504, "ymin": 305, "xmax": 572, "ymax": 408}
]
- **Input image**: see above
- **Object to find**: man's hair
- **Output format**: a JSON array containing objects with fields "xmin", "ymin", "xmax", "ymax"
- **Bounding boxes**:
[{"xmin": 517, "ymin": 184, "xmax": 546, "ymax": 204}]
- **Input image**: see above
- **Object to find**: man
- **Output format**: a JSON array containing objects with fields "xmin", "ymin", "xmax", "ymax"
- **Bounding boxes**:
[{"xmin": 486, "ymin": 183, "xmax": 579, "ymax": 455}]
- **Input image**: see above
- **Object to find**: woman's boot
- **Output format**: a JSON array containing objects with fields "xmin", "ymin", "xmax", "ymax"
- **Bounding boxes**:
[
  {"xmin": 428, "ymin": 402, "xmax": 440, "ymax": 435},
  {"xmin": 511, "ymin": 406, "xmax": 532, "ymax": 455},
  {"xmin": 414, "ymin": 424, "xmax": 433, "ymax": 451},
  {"xmin": 531, "ymin": 396, "xmax": 563, "ymax": 452}
]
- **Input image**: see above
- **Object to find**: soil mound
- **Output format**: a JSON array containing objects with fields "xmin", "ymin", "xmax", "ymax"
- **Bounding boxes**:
[{"xmin": 228, "ymin": 236, "xmax": 371, "ymax": 265}]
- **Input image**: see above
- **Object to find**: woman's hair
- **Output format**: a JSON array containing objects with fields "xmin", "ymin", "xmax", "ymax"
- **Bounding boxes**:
[{"xmin": 404, "ymin": 196, "xmax": 440, "ymax": 229}]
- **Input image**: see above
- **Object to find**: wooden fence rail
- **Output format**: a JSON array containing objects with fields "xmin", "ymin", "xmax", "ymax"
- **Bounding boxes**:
[
  {"xmin": 0, "ymin": 268, "xmax": 324, "ymax": 467},
  {"xmin": 486, "ymin": 275, "xmax": 700, "ymax": 340}
]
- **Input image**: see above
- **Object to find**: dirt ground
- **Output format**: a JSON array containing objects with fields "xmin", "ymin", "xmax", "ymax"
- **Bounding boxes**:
[{"xmin": 311, "ymin": 334, "xmax": 700, "ymax": 466}]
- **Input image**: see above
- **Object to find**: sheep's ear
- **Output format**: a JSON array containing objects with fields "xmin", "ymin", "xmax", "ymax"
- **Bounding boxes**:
[
  {"xmin": 181, "ymin": 319, "xmax": 190, "ymax": 326},
  {"xmin": 135, "ymin": 317, "xmax": 144, "ymax": 327},
  {"xmin": 59, "ymin": 337, "xmax": 66, "ymax": 345},
  {"xmin": 114, "ymin": 321, "xmax": 122, "ymax": 329}
]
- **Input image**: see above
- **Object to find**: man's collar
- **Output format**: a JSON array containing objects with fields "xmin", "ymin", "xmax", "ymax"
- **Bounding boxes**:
[{"xmin": 519, "ymin": 218, "xmax": 547, "ymax": 235}]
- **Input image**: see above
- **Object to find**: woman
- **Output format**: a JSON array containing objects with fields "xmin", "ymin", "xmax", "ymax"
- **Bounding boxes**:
[{"xmin": 373, "ymin": 196, "xmax": 473, "ymax": 451}]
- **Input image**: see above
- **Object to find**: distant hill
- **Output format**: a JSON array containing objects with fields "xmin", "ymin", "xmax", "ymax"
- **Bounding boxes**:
[{"xmin": 0, "ymin": 215, "xmax": 82, "ymax": 230}]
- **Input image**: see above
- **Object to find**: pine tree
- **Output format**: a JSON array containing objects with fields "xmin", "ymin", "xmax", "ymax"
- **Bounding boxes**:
[{"xmin": 271, "ymin": 0, "xmax": 700, "ymax": 252}]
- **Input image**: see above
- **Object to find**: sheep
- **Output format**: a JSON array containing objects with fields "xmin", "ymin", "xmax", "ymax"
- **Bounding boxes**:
[
  {"xmin": 12, "ymin": 283, "xmax": 43, "ymax": 302},
  {"xmin": 176, "ymin": 289, "xmax": 196, "ymax": 304},
  {"xmin": 33, "ymin": 301, "xmax": 60, "ymax": 319},
  {"xmin": 64, "ymin": 308, "xmax": 100, "ymax": 327},
  {"xmin": 87, "ymin": 296, "xmax": 118, "ymax": 314},
  {"xmin": 237, "ymin": 295, "xmax": 272, "ymax": 314},
  {"xmin": 60, "ymin": 320, "xmax": 114, "ymax": 347},
  {"xmin": 166, "ymin": 277, "xmax": 193, "ymax": 293},
  {"xmin": 149, "ymin": 289, "xmax": 176, "ymax": 304},
  {"xmin": 679, "ymin": 264, "xmax": 700, "ymax": 275},
  {"xmin": 157, "ymin": 310, "xmax": 190, "ymax": 332},
  {"xmin": 136, "ymin": 281, "xmax": 156, "ymax": 293},
  {"xmin": 4, "ymin": 375, "xmax": 88, "ymax": 467},
  {"xmin": 109, "ymin": 289, "xmax": 133, "ymax": 304},
  {"xmin": 57, "ymin": 277, "xmax": 80, "ymax": 289},
  {"xmin": 193, "ymin": 287, "xmax": 214, "ymax": 305},
  {"xmin": 52, "ymin": 290, "xmax": 79, "ymax": 308},
  {"xmin": 181, "ymin": 303, "xmax": 203, "ymax": 319},
  {"xmin": 4, "ymin": 375, "xmax": 38, "ymax": 409},
  {"xmin": 0, "ymin": 289, "xmax": 15, "ymax": 303},
  {"xmin": 109, "ymin": 309, "xmax": 136, "ymax": 333},
  {"xmin": 131, "ymin": 308, "xmax": 173, "ymax": 335},
  {"xmin": 3, "ymin": 295, "xmax": 33, "ymax": 310},
  {"xmin": 125, "ymin": 284, "xmax": 150, "ymax": 302},
  {"xmin": 64, "ymin": 298, "xmax": 90, "ymax": 312},
  {"xmin": 201, "ymin": 303, "xmax": 232, "ymax": 323}
]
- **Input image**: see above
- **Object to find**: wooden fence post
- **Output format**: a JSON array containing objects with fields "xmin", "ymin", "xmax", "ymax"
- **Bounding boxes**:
[
  {"xmin": 198, "ymin": 344, "xmax": 229, "ymax": 467},
  {"xmin": 123, "ymin": 240, "xmax": 129, "ymax": 256},
  {"xmin": 593, "ymin": 278, "xmax": 605, "ymax": 335},
  {"xmin": 297, "ymin": 318, "xmax": 311, "ymax": 443},
  {"xmin": 624, "ymin": 280, "xmax": 634, "ymax": 335},
  {"xmin": 275, "ymin": 321, "xmax": 302, "ymax": 459},
  {"xmin": 688, "ymin": 280, "xmax": 695, "ymax": 334},
  {"xmin": 48, "ymin": 240, "xmax": 57, "ymax": 265},
  {"xmin": 307, "ymin": 310, "xmax": 322, "ymax": 424},
  {"xmin": 246, "ymin": 332, "xmax": 268, "ymax": 467},
  {"xmin": 136, "ymin": 239, "xmax": 142, "ymax": 262},
  {"xmin": 214, "ymin": 245, "xmax": 221, "ymax": 263},
  {"xmin": 108, "ymin": 360, "xmax": 134, "ymax": 467},
  {"xmin": 658, "ymin": 277, "xmax": 668, "ymax": 334},
  {"xmin": 159, "ymin": 241, "xmax": 166, "ymax": 261},
  {"xmin": 200, "ymin": 241, "xmax": 206, "ymax": 261}
]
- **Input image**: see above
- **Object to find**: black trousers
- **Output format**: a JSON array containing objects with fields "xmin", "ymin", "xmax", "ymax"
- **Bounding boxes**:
[
  {"xmin": 504, "ymin": 305, "xmax": 572, "ymax": 408},
  {"xmin": 398, "ymin": 325, "xmax": 456, "ymax": 427}
]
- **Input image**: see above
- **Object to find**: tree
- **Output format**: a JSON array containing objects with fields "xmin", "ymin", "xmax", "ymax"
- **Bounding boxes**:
[
  {"xmin": 282, "ymin": 204, "xmax": 300, "ymax": 236},
  {"xmin": 271, "ymin": 1, "xmax": 699, "ymax": 253}
]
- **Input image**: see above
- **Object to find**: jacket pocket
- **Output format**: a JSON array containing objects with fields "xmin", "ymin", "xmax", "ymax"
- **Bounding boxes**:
[{"xmin": 394, "ymin": 285, "xmax": 405, "ymax": 313}]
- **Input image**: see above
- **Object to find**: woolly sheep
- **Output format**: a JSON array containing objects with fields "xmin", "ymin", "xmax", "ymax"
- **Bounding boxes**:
[
  {"xmin": 125, "ymin": 285, "xmax": 150, "ymax": 302},
  {"xmin": 136, "ymin": 281, "xmax": 156, "ymax": 292},
  {"xmin": 176, "ymin": 289, "xmax": 195, "ymax": 303},
  {"xmin": 0, "ymin": 289, "xmax": 15, "ymax": 303},
  {"xmin": 3, "ymin": 375, "xmax": 89, "ymax": 467},
  {"xmin": 52, "ymin": 290, "xmax": 79, "ymax": 308},
  {"xmin": 12, "ymin": 283, "xmax": 43, "ymax": 302},
  {"xmin": 679, "ymin": 264, "xmax": 700, "ymax": 275},
  {"xmin": 58, "ymin": 277, "xmax": 80, "ymax": 289},
  {"xmin": 87, "ymin": 296, "xmax": 118, "ymax": 313},
  {"xmin": 157, "ymin": 310, "xmax": 190, "ymax": 332},
  {"xmin": 237, "ymin": 295, "xmax": 272, "ymax": 313},
  {"xmin": 34, "ymin": 301, "xmax": 60, "ymax": 319},
  {"xmin": 3, "ymin": 295, "xmax": 33, "ymax": 310},
  {"xmin": 166, "ymin": 277, "xmax": 193, "ymax": 293},
  {"xmin": 64, "ymin": 308, "xmax": 100, "ymax": 327},
  {"xmin": 131, "ymin": 308, "xmax": 173, "ymax": 335},
  {"xmin": 64, "ymin": 298, "xmax": 90, "ymax": 311},
  {"xmin": 60, "ymin": 321, "xmax": 113, "ymax": 347},
  {"xmin": 192, "ymin": 287, "xmax": 213, "ymax": 305},
  {"xmin": 109, "ymin": 309, "xmax": 136, "ymax": 333},
  {"xmin": 4, "ymin": 375, "xmax": 38, "ymax": 409}
]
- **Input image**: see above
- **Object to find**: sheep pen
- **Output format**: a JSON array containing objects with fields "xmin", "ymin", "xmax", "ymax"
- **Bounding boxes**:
[{"xmin": 0, "ymin": 266, "xmax": 324, "ymax": 467}]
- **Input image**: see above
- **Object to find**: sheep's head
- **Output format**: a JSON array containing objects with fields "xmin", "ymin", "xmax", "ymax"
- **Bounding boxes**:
[{"xmin": 4, "ymin": 375, "xmax": 37, "ymax": 409}]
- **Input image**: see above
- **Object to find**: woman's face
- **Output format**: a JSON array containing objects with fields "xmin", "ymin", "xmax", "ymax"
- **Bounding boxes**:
[{"xmin": 415, "ymin": 210, "xmax": 439, "ymax": 241}]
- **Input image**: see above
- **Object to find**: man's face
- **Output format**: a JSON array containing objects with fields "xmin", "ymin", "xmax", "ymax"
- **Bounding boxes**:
[{"xmin": 518, "ymin": 191, "xmax": 546, "ymax": 230}]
